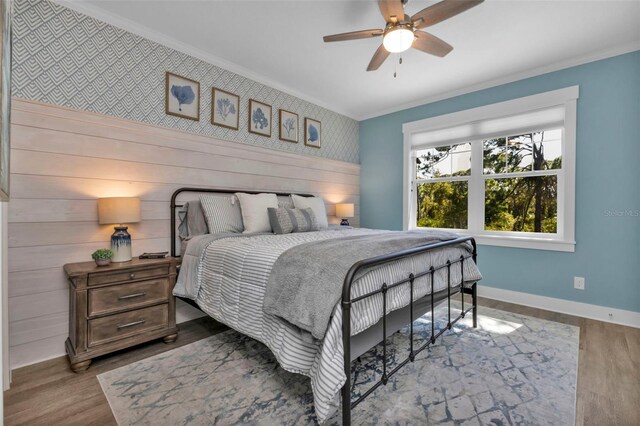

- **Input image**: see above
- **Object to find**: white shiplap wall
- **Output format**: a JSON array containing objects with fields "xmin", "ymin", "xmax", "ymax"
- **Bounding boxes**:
[{"xmin": 8, "ymin": 98, "xmax": 360, "ymax": 369}]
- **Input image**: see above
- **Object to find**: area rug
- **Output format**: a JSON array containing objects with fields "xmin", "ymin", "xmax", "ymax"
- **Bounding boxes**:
[{"xmin": 98, "ymin": 303, "xmax": 578, "ymax": 425}]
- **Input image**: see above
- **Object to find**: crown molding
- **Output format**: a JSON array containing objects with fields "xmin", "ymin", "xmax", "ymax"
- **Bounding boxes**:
[
  {"xmin": 358, "ymin": 42, "xmax": 640, "ymax": 121},
  {"xmin": 49, "ymin": 0, "xmax": 358, "ymax": 120}
]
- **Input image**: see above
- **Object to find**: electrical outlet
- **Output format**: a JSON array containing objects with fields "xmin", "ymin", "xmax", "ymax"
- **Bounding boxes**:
[{"xmin": 574, "ymin": 276, "xmax": 585, "ymax": 290}]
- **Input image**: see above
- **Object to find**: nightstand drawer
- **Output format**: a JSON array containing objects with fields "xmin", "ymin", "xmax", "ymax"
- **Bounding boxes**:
[
  {"xmin": 88, "ymin": 265, "xmax": 169, "ymax": 286},
  {"xmin": 88, "ymin": 278, "xmax": 169, "ymax": 316},
  {"xmin": 88, "ymin": 304, "xmax": 169, "ymax": 347}
]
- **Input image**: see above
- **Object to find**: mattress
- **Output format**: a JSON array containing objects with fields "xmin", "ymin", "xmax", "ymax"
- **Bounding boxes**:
[{"xmin": 174, "ymin": 228, "xmax": 482, "ymax": 422}]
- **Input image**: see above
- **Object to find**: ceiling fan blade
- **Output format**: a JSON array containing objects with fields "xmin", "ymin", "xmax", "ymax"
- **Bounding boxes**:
[
  {"xmin": 412, "ymin": 0, "xmax": 483, "ymax": 29},
  {"xmin": 378, "ymin": 0, "xmax": 405, "ymax": 23},
  {"xmin": 367, "ymin": 44, "xmax": 390, "ymax": 71},
  {"xmin": 412, "ymin": 31, "xmax": 453, "ymax": 57},
  {"xmin": 323, "ymin": 29, "xmax": 384, "ymax": 43}
]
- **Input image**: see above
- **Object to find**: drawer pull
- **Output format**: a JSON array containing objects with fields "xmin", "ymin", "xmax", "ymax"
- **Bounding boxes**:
[
  {"xmin": 116, "ymin": 319, "xmax": 145, "ymax": 330},
  {"xmin": 118, "ymin": 292, "xmax": 146, "ymax": 300},
  {"xmin": 129, "ymin": 273, "xmax": 136, "ymax": 280}
]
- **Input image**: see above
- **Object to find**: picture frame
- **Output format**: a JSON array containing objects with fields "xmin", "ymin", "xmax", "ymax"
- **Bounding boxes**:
[
  {"xmin": 248, "ymin": 99, "xmax": 272, "ymax": 137},
  {"xmin": 278, "ymin": 109, "xmax": 298, "ymax": 143},
  {"xmin": 165, "ymin": 72, "xmax": 200, "ymax": 121},
  {"xmin": 0, "ymin": 0, "xmax": 11, "ymax": 201},
  {"xmin": 211, "ymin": 87, "xmax": 239, "ymax": 130},
  {"xmin": 304, "ymin": 118, "xmax": 321, "ymax": 149}
]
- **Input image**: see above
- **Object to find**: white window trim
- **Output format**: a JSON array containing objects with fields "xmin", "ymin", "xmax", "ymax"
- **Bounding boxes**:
[{"xmin": 402, "ymin": 86, "xmax": 578, "ymax": 252}]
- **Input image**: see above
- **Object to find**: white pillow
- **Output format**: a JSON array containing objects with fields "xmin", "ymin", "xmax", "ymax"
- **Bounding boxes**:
[
  {"xmin": 235, "ymin": 193, "xmax": 279, "ymax": 233},
  {"xmin": 291, "ymin": 195, "xmax": 328, "ymax": 229}
]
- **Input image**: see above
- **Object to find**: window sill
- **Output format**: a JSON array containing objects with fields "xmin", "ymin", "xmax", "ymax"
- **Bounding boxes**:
[
  {"xmin": 473, "ymin": 234, "xmax": 575, "ymax": 252},
  {"xmin": 412, "ymin": 227, "xmax": 575, "ymax": 252}
]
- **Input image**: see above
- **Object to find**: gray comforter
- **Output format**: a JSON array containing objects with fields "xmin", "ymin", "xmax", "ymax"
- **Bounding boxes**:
[{"xmin": 263, "ymin": 230, "xmax": 469, "ymax": 340}]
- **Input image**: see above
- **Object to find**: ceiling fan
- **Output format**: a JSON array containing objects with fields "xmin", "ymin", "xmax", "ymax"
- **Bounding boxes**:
[{"xmin": 323, "ymin": 0, "xmax": 484, "ymax": 71}]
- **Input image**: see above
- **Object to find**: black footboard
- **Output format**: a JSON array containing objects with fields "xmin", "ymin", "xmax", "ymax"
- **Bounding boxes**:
[{"xmin": 340, "ymin": 237, "xmax": 478, "ymax": 425}]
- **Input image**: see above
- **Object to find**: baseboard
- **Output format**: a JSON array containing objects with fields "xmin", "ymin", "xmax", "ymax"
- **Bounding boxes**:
[{"xmin": 478, "ymin": 285, "xmax": 640, "ymax": 329}]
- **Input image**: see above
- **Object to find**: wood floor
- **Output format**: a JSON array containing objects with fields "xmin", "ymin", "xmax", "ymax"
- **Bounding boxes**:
[{"xmin": 4, "ymin": 297, "xmax": 639, "ymax": 425}]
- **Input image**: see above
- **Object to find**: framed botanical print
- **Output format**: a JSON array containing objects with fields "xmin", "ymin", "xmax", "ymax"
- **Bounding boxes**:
[
  {"xmin": 248, "ymin": 99, "xmax": 271, "ymax": 137},
  {"xmin": 0, "ymin": 0, "xmax": 11, "ymax": 201},
  {"xmin": 278, "ymin": 109, "xmax": 298, "ymax": 143},
  {"xmin": 211, "ymin": 88, "xmax": 239, "ymax": 130},
  {"xmin": 165, "ymin": 72, "xmax": 200, "ymax": 121},
  {"xmin": 304, "ymin": 118, "xmax": 321, "ymax": 148}
]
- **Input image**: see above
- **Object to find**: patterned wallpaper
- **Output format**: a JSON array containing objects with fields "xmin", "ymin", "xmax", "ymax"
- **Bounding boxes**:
[{"xmin": 11, "ymin": 0, "xmax": 359, "ymax": 164}]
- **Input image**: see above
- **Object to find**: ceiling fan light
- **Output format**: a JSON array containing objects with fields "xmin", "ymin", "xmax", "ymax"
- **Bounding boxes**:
[{"xmin": 383, "ymin": 27, "xmax": 414, "ymax": 53}]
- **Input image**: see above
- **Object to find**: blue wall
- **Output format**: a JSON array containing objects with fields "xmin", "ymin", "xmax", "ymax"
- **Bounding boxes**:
[{"xmin": 360, "ymin": 51, "xmax": 640, "ymax": 312}]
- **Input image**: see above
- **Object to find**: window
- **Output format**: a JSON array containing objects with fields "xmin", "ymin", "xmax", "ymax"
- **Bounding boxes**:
[
  {"xmin": 403, "ymin": 87, "xmax": 578, "ymax": 251},
  {"xmin": 483, "ymin": 130, "xmax": 561, "ymax": 234},
  {"xmin": 415, "ymin": 142, "xmax": 470, "ymax": 229}
]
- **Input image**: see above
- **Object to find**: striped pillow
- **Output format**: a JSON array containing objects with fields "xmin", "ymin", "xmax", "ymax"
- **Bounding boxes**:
[
  {"xmin": 267, "ymin": 207, "xmax": 320, "ymax": 234},
  {"xmin": 199, "ymin": 195, "xmax": 244, "ymax": 234},
  {"xmin": 277, "ymin": 195, "xmax": 294, "ymax": 209}
]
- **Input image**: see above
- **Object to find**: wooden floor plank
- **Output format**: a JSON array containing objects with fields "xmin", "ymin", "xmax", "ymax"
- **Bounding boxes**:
[
  {"xmin": 3, "ymin": 299, "xmax": 639, "ymax": 425},
  {"xmin": 4, "ymin": 317, "xmax": 227, "ymax": 426}
]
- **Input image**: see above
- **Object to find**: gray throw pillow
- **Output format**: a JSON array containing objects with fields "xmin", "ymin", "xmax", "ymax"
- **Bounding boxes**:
[
  {"xmin": 200, "ymin": 194, "xmax": 244, "ymax": 234},
  {"xmin": 291, "ymin": 195, "xmax": 329, "ymax": 229},
  {"xmin": 178, "ymin": 200, "xmax": 210, "ymax": 239},
  {"xmin": 277, "ymin": 195, "xmax": 294, "ymax": 209},
  {"xmin": 268, "ymin": 207, "xmax": 320, "ymax": 234}
]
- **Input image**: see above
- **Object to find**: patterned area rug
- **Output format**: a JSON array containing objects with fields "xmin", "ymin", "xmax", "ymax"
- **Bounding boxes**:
[{"xmin": 98, "ymin": 303, "xmax": 578, "ymax": 425}]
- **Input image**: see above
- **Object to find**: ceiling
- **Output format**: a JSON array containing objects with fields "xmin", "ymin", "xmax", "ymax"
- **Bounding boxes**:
[{"xmin": 63, "ymin": 0, "xmax": 640, "ymax": 120}]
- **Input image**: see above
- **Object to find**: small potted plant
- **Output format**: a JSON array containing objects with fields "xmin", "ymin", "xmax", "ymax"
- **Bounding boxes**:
[{"xmin": 92, "ymin": 248, "xmax": 114, "ymax": 267}]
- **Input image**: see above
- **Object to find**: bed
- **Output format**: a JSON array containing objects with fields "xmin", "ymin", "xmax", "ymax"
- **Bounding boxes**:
[{"xmin": 170, "ymin": 187, "xmax": 482, "ymax": 424}]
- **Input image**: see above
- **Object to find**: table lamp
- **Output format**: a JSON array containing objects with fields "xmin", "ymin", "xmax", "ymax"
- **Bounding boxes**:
[
  {"xmin": 98, "ymin": 197, "xmax": 141, "ymax": 262},
  {"xmin": 335, "ymin": 203, "xmax": 354, "ymax": 226}
]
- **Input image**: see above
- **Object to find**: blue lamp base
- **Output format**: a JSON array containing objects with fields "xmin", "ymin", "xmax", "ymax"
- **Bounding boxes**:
[{"xmin": 111, "ymin": 226, "xmax": 132, "ymax": 262}]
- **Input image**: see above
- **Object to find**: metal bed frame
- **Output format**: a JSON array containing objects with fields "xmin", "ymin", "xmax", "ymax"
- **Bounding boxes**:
[
  {"xmin": 341, "ymin": 237, "xmax": 477, "ymax": 425},
  {"xmin": 170, "ymin": 187, "xmax": 478, "ymax": 425}
]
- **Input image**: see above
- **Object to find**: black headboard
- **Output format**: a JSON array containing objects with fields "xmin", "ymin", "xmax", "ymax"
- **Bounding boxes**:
[{"xmin": 170, "ymin": 187, "xmax": 315, "ymax": 257}]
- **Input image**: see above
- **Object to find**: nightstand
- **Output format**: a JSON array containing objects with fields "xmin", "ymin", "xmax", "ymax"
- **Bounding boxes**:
[{"xmin": 64, "ymin": 257, "xmax": 179, "ymax": 372}]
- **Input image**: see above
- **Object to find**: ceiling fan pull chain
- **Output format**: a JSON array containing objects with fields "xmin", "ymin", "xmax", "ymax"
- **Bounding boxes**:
[
  {"xmin": 393, "ymin": 54, "xmax": 396, "ymax": 78},
  {"xmin": 394, "ymin": 55, "xmax": 403, "ymax": 78}
]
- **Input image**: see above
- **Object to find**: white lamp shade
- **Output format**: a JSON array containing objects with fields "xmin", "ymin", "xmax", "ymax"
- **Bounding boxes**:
[
  {"xmin": 98, "ymin": 197, "xmax": 141, "ymax": 224},
  {"xmin": 336, "ymin": 203, "xmax": 355, "ymax": 218}
]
